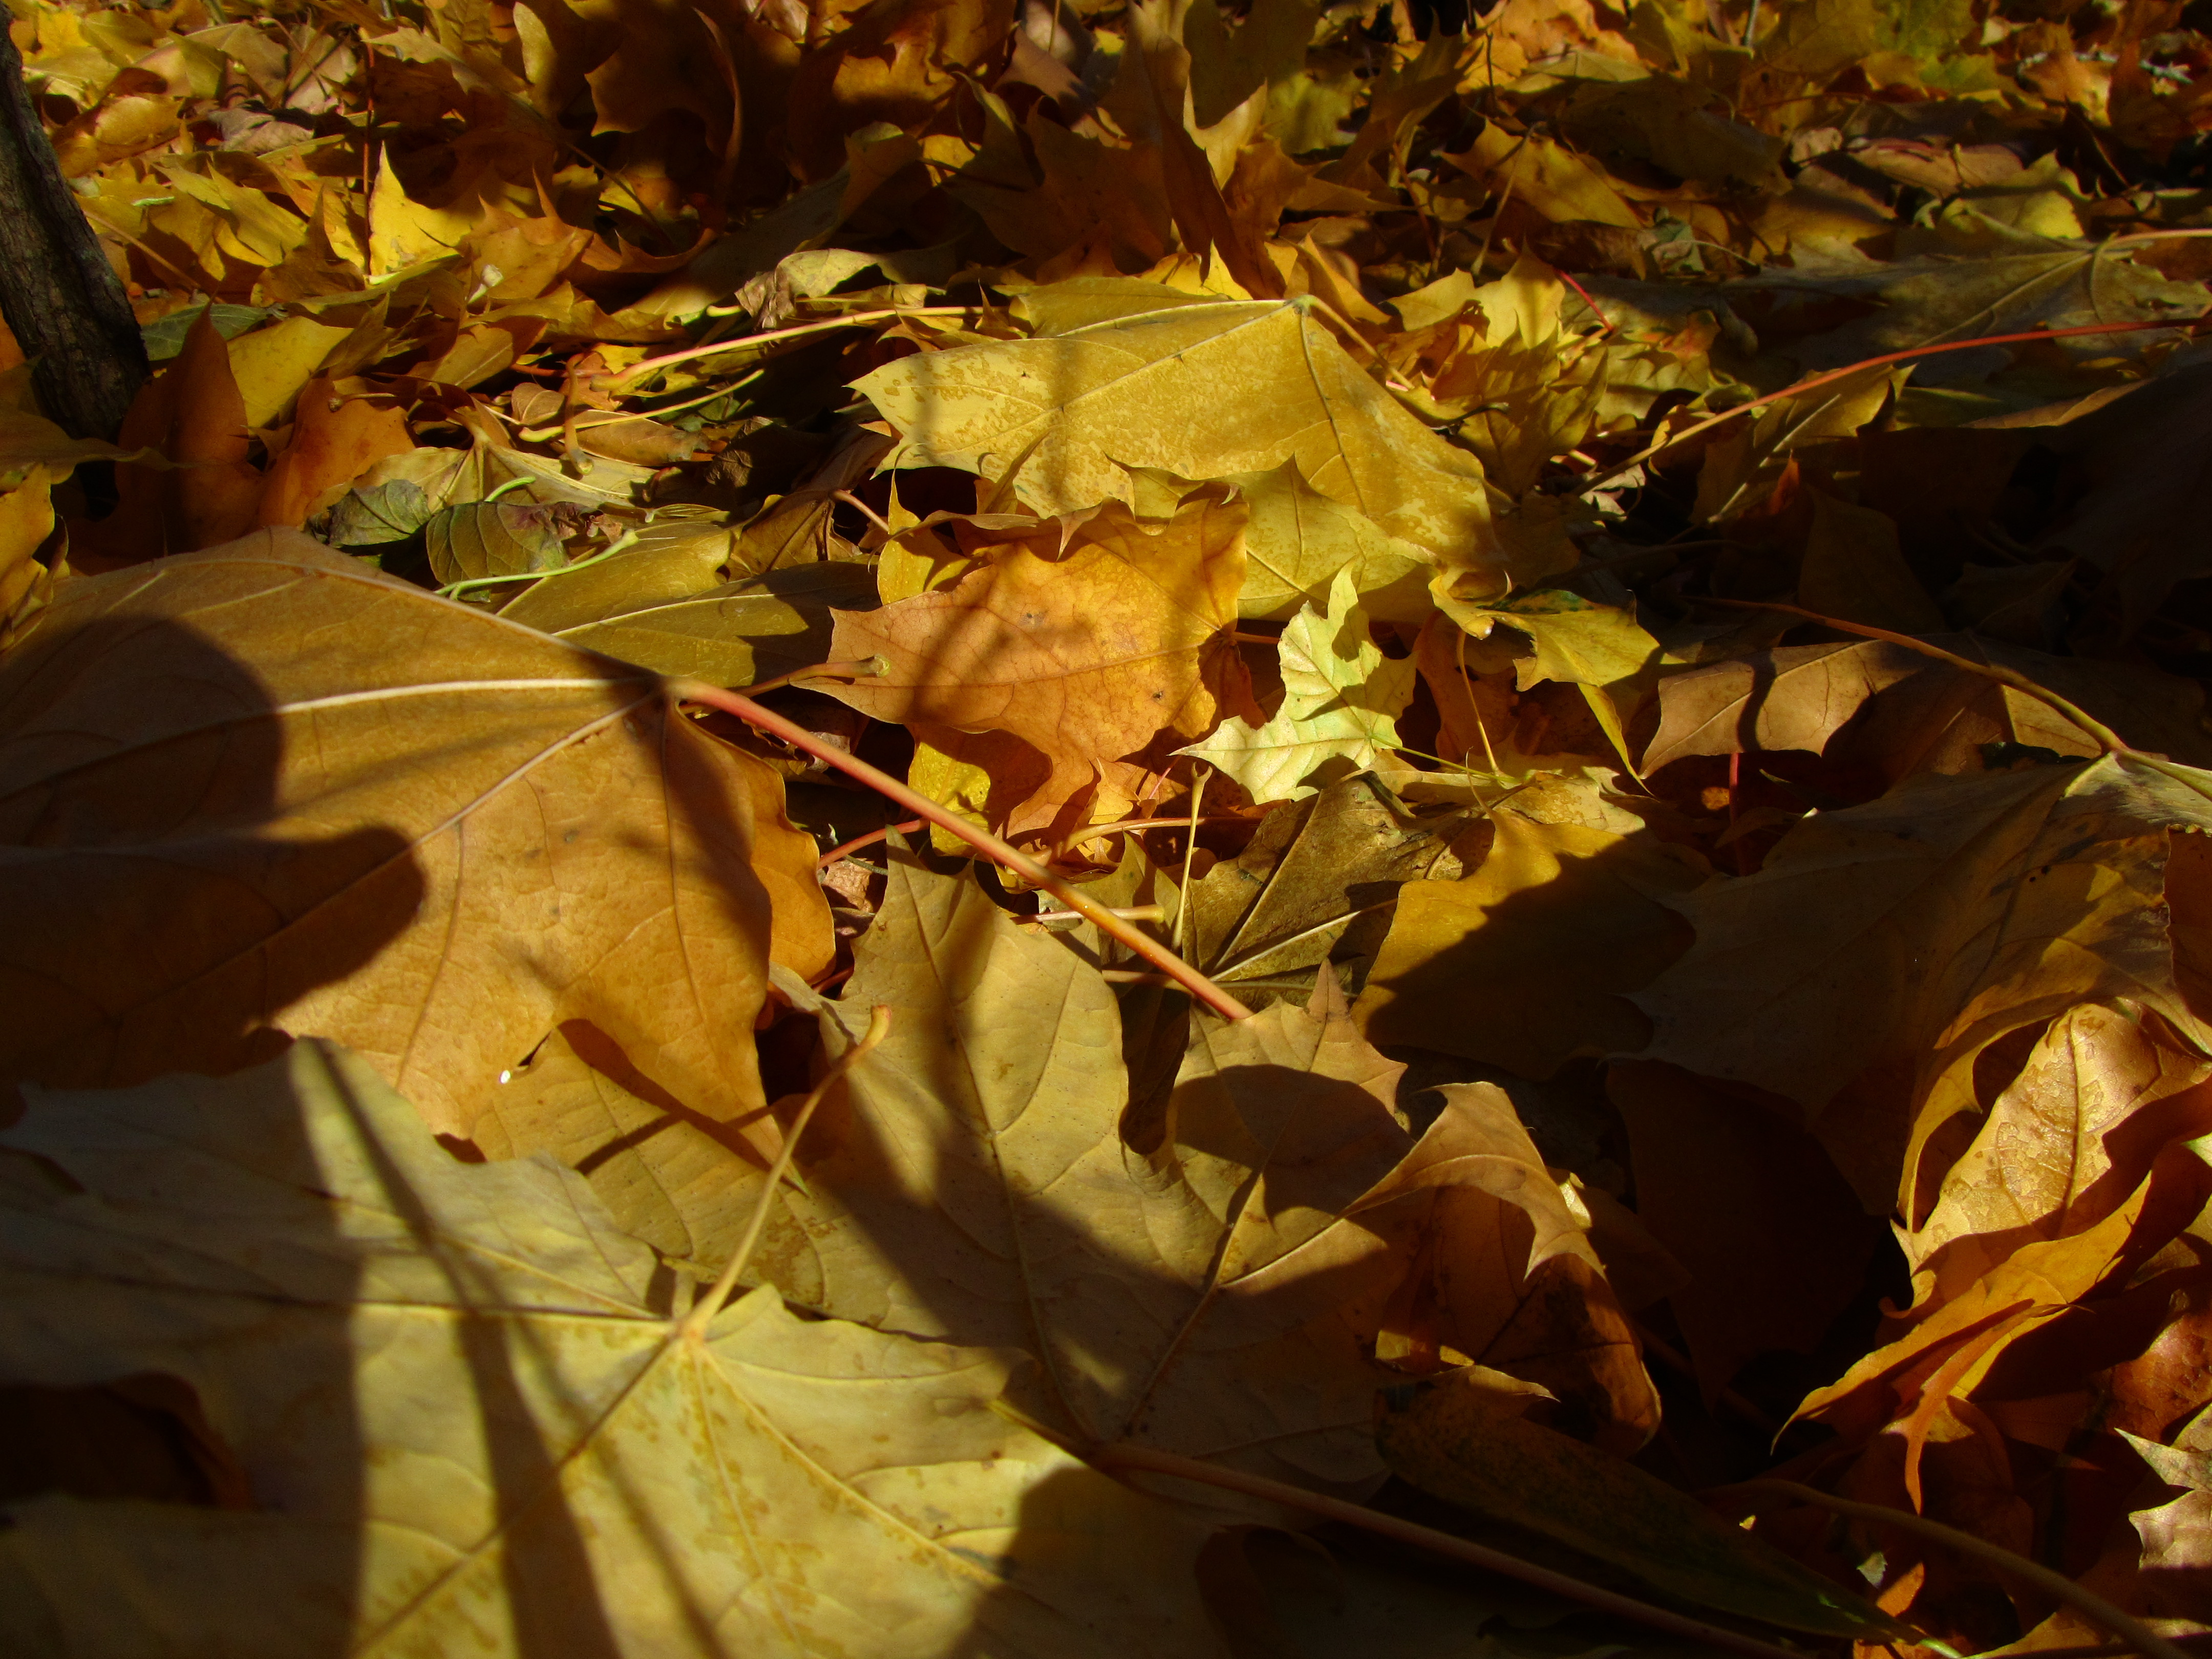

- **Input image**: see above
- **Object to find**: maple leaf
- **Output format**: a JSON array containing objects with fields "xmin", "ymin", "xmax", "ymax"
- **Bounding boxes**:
[
  {"xmin": 20, "ymin": 0, "xmax": 2212, "ymax": 1643},
  {"xmin": 1179, "ymin": 567, "xmax": 1414, "ymax": 802},
  {"xmin": 1123, "ymin": 459, "xmax": 1433, "ymax": 625},
  {"xmin": 1181, "ymin": 772, "xmax": 1478, "ymax": 988},
  {"xmin": 0, "ymin": 1040, "xmax": 1222, "ymax": 1657},
  {"xmin": 751, "ymin": 853, "xmax": 1644, "ymax": 1486},
  {"xmin": 1355, "ymin": 807, "xmax": 1705, "ymax": 1079},
  {"xmin": 0, "ymin": 531, "xmax": 827, "ymax": 1144},
  {"xmin": 853, "ymin": 283, "xmax": 1505, "ymax": 568},
  {"xmin": 824, "ymin": 490, "xmax": 1249, "ymax": 807}
]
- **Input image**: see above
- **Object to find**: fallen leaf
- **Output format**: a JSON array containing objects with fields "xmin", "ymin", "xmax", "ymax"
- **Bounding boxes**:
[
  {"xmin": 0, "ymin": 530, "xmax": 823, "ymax": 1142},
  {"xmin": 1356, "ymin": 810, "xmax": 1703, "ymax": 1079},
  {"xmin": 1634, "ymin": 755, "xmax": 2212, "ymax": 1206},
  {"xmin": 854, "ymin": 283, "xmax": 1502, "ymax": 567},
  {"xmin": 257, "ymin": 379, "xmax": 414, "ymax": 528},
  {"xmin": 760, "ymin": 861, "xmax": 1420, "ymax": 1489},
  {"xmin": 1182, "ymin": 772, "xmax": 1475, "ymax": 992},
  {"xmin": 1377, "ymin": 1367, "xmax": 1904, "ymax": 1641},
  {"xmin": 1124, "ymin": 458, "xmax": 1433, "ymax": 625},
  {"xmin": 1611, "ymin": 1060, "xmax": 1883, "ymax": 1402},
  {"xmin": 0, "ymin": 1039, "xmax": 1222, "ymax": 1658},
  {"xmin": 1179, "ymin": 567, "xmax": 1415, "ymax": 802},
  {"xmin": 824, "ymin": 491, "xmax": 1248, "ymax": 805}
]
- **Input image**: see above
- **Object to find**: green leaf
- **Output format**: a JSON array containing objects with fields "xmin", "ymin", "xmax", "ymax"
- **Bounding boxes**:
[
  {"xmin": 423, "ymin": 499, "xmax": 566, "ymax": 585},
  {"xmin": 1180, "ymin": 567, "xmax": 1415, "ymax": 801},
  {"xmin": 326, "ymin": 478, "xmax": 432, "ymax": 547}
]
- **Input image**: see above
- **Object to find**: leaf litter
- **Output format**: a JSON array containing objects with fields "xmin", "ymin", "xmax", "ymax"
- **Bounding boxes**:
[{"xmin": 8, "ymin": 0, "xmax": 2212, "ymax": 1654}]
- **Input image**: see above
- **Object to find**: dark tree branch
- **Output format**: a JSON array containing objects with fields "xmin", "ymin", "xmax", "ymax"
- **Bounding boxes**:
[{"xmin": 0, "ymin": 25, "xmax": 146, "ymax": 441}]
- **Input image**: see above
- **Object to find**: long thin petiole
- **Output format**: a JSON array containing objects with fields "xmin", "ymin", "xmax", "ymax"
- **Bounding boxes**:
[
  {"xmin": 671, "ymin": 679, "xmax": 1255, "ymax": 1021},
  {"xmin": 679, "ymin": 1005, "xmax": 893, "ymax": 1339}
]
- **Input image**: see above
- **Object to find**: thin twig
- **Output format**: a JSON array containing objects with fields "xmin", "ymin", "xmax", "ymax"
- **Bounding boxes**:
[
  {"xmin": 612, "ymin": 306, "xmax": 976, "ymax": 386},
  {"xmin": 436, "ymin": 531, "xmax": 639, "ymax": 601},
  {"xmin": 1700, "ymin": 598, "xmax": 2129, "ymax": 756},
  {"xmin": 1723, "ymin": 1479, "xmax": 2192, "ymax": 1659},
  {"xmin": 671, "ymin": 680, "xmax": 1255, "ymax": 1022},
  {"xmin": 738, "ymin": 656, "xmax": 886, "ymax": 698},
  {"xmin": 817, "ymin": 818, "xmax": 927, "ymax": 869},
  {"xmin": 1556, "ymin": 266, "xmax": 1615, "ymax": 333},
  {"xmin": 1091, "ymin": 1442, "xmax": 1828, "ymax": 1659},
  {"xmin": 1580, "ymin": 316, "xmax": 2206, "ymax": 494}
]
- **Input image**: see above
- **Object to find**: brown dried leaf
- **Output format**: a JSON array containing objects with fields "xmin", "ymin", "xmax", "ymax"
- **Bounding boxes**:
[{"xmin": 0, "ymin": 530, "xmax": 824, "ymax": 1140}]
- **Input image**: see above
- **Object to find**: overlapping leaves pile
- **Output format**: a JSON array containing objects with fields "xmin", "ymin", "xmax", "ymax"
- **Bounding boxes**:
[{"xmin": 8, "ymin": 0, "xmax": 2212, "ymax": 1654}]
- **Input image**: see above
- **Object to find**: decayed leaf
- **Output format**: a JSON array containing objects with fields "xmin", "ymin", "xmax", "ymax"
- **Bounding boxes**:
[
  {"xmin": 854, "ymin": 284, "xmax": 1503, "ymax": 568},
  {"xmin": 0, "ymin": 1040, "xmax": 1222, "ymax": 1658},
  {"xmin": 825, "ymin": 491, "xmax": 1248, "ymax": 803},
  {"xmin": 0, "ymin": 530, "xmax": 827, "ymax": 1138},
  {"xmin": 1179, "ymin": 567, "xmax": 1414, "ymax": 802}
]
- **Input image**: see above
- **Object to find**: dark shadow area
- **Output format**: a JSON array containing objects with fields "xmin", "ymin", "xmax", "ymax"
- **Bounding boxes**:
[
  {"xmin": 0, "ymin": 616, "xmax": 422, "ymax": 1090},
  {"xmin": 0, "ymin": 1050, "xmax": 369, "ymax": 1652}
]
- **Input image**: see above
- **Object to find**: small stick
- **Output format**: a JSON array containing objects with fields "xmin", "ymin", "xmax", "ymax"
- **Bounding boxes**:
[
  {"xmin": 817, "ymin": 818, "xmax": 927, "ymax": 869},
  {"xmin": 611, "ymin": 306, "xmax": 976, "ymax": 386},
  {"xmin": 1721, "ymin": 1479, "xmax": 2192, "ymax": 1659},
  {"xmin": 1581, "ymin": 315, "xmax": 2206, "ymax": 494},
  {"xmin": 1700, "ymin": 598, "xmax": 2129, "ymax": 756},
  {"xmin": 671, "ymin": 679, "xmax": 1255, "ymax": 1022},
  {"xmin": 1092, "ymin": 1442, "xmax": 1830, "ymax": 1659}
]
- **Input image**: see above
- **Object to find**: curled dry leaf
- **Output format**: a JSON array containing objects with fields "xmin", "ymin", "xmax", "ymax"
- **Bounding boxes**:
[{"xmin": 1634, "ymin": 755, "xmax": 2212, "ymax": 1207}]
